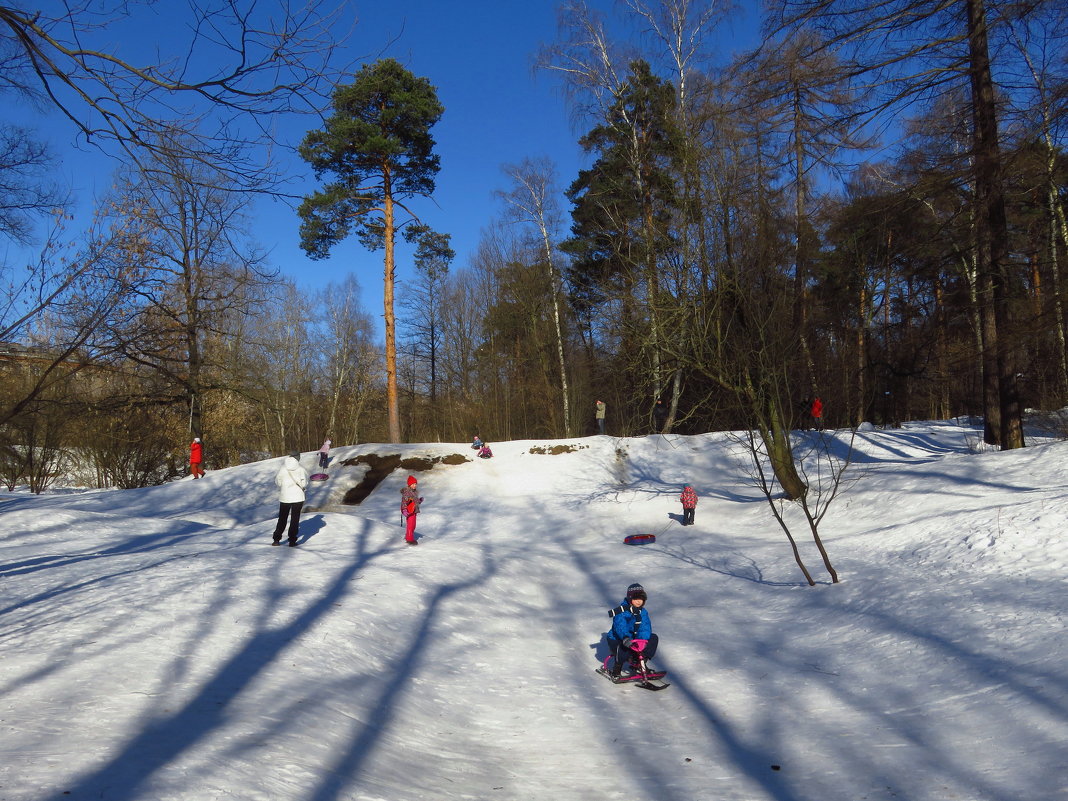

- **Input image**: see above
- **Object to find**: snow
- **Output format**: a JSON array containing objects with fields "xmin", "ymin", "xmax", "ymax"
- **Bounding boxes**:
[{"xmin": 1, "ymin": 422, "xmax": 1066, "ymax": 801}]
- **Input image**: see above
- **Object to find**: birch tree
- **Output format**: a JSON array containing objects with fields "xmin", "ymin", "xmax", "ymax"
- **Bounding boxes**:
[{"xmin": 498, "ymin": 158, "xmax": 573, "ymax": 437}]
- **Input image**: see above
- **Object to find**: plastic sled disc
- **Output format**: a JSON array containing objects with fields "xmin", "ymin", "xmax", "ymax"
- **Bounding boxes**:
[
  {"xmin": 623, "ymin": 534, "xmax": 656, "ymax": 545},
  {"xmin": 310, "ymin": 473, "xmax": 329, "ymax": 481}
]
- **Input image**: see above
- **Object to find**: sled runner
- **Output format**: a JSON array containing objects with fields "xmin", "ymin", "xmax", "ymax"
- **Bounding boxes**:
[{"xmin": 596, "ymin": 653, "xmax": 669, "ymax": 691}]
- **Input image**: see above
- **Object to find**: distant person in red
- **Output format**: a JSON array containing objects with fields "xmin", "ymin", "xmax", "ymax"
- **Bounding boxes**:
[
  {"xmin": 189, "ymin": 437, "xmax": 205, "ymax": 479},
  {"xmin": 810, "ymin": 396, "xmax": 823, "ymax": 430},
  {"xmin": 400, "ymin": 475, "xmax": 423, "ymax": 545}
]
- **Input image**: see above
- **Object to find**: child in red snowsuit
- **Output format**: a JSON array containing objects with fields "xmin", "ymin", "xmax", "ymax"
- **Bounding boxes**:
[
  {"xmin": 189, "ymin": 438, "xmax": 205, "ymax": 479},
  {"xmin": 680, "ymin": 485, "xmax": 697, "ymax": 526},
  {"xmin": 400, "ymin": 475, "xmax": 422, "ymax": 545}
]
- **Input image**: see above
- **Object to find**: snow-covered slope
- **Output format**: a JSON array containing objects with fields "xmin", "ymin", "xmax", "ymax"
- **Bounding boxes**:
[{"xmin": 1, "ymin": 424, "xmax": 1065, "ymax": 801}]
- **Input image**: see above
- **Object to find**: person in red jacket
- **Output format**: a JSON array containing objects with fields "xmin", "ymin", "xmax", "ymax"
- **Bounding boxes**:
[
  {"xmin": 680, "ymin": 484, "xmax": 698, "ymax": 526},
  {"xmin": 189, "ymin": 437, "xmax": 205, "ymax": 479},
  {"xmin": 400, "ymin": 475, "xmax": 422, "ymax": 545},
  {"xmin": 810, "ymin": 396, "xmax": 824, "ymax": 430}
]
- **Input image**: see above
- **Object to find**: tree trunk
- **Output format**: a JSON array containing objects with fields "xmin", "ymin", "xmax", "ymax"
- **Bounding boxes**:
[
  {"xmin": 757, "ymin": 393, "xmax": 807, "ymax": 501},
  {"xmin": 383, "ymin": 171, "xmax": 401, "ymax": 444},
  {"xmin": 665, "ymin": 367, "xmax": 682, "ymax": 434},
  {"xmin": 1046, "ymin": 153, "xmax": 1068, "ymax": 397},
  {"xmin": 935, "ymin": 278, "xmax": 950, "ymax": 419},
  {"xmin": 966, "ymin": 0, "xmax": 1023, "ymax": 449},
  {"xmin": 536, "ymin": 217, "xmax": 571, "ymax": 438},
  {"xmin": 184, "ymin": 261, "xmax": 203, "ymax": 440},
  {"xmin": 856, "ymin": 284, "xmax": 867, "ymax": 427}
]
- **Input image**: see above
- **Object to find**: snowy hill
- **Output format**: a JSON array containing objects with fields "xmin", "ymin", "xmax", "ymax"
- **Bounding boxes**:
[{"xmin": 1, "ymin": 424, "xmax": 1066, "ymax": 801}]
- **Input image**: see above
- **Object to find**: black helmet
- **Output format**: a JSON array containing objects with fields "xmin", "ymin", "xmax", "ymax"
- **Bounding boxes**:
[{"xmin": 626, "ymin": 583, "xmax": 647, "ymax": 602}]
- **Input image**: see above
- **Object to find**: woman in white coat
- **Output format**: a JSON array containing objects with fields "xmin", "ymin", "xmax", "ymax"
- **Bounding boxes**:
[{"xmin": 272, "ymin": 450, "xmax": 309, "ymax": 546}]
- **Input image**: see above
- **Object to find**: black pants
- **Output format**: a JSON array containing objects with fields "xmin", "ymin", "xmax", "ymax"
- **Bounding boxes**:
[
  {"xmin": 608, "ymin": 632, "xmax": 659, "ymax": 671},
  {"xmin": 273, "ymin": 501, "xmax": 303, "ymax": 544},
  {"xmin": 683, "ymin": 507, "xmax": 695, "ymax": 526}
]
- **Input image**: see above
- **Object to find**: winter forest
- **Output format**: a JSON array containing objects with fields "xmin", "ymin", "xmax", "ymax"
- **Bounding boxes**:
[{"xmin": 3, "ymin": 0, "xmax": 1068, "ymax": 490}]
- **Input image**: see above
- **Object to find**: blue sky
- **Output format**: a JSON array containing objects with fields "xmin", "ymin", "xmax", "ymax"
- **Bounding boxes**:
[{"xmin": 5, "ymin": 1, "xmax": 762, "ymax": 332}]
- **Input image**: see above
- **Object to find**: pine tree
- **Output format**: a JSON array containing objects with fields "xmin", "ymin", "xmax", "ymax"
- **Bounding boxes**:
[{"xmin": 298, "ymin": 59, "xmax": 444, "ymax": 443}]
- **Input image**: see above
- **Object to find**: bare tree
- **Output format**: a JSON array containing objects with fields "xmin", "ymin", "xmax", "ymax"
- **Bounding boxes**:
[
  {"xmin": 237, "ymin": 281, "xmax": 315, "ymax": 454},
  {"xmin": 537, "ymin": 1, "xmax": 634, "ymax": 126},
  {"xmin": 993, "ymin": 4, "xmax": 1068, "ymax": 396},
  {"xmin": 315, "ymin": 276, "xmax": 380, "ymax": 446},
  {"xmin": 0, "ymin": 125, "xmax": 65, "ymax": 244},
  {"xmin": 625, "ymin": 0, "xmax": 733, "ymax": 428},
  {"xmin": 623, "ymin": 0, "xmax": 728, "ymax": 115},
  {"xmin": 104, "ymin": 132, "xmax": 273, "ymax": 438},
  {"xmin": 0, "ymin": 213, "xmax": 146, "ymax": 429},
  {"xmin": 0, "ymin": 0, "xmax": 344, "ymax": 188},
  {"xmin": 497, "ymin": 157, "xmax": 573, "ymax": 437},
  {"xmin": 736, "ymin": 426, "xmax": 852, "ymax": 584},
  {"xmin": 764, "ymin": 0, "xmax": 1030, "ymax": 447},
  {"xmin": 398, "ymin": 227, "xmax": 455, "ymax": 440},
  {"xmin": 435, "ymin": 267, "xmax": 489, "ymax": 439}
]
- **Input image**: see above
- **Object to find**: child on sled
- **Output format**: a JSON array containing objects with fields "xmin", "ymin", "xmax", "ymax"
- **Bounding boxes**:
[{"xmin": 605, "ymin": 583, "xmax": 659, "ymax": 678}]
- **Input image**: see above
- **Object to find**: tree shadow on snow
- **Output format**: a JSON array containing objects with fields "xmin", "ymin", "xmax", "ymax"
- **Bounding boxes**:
[
  {"xmin": 33, "ymin": 513, "xmax": 516, "ymax": 801},
  {"xmin": 34, "ymin": 518, "xmax": 395, "ymax": 801}
]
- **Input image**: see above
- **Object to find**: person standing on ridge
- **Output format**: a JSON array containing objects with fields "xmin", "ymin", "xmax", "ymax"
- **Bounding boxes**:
[
  {"xmin": 653, "ymin": 398, "xmax": 668, "ymax": 433},
  {"xmin": 595, "ymin": 400, "xmax": 606, "ymax": 435},
  {"xmin": 810, "ymin": 396, "xmax": 824, "ymax": 431},
  {"xmin": 189, "ymin": 437, "xmax": 205, "ymax": 479},
  {"xmin": 318, "ymin": 438, "xmax": 331, "ymax": 469}
]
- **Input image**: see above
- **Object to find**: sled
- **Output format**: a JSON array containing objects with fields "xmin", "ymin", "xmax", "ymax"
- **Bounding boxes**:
[
  {"xmin": 597, "ymin": 653, "xmax": 669, "ymax": 691},
  {"xmin": 623, "ymin": 533, "xmax": 656, "ymax": 545},
  {"xmin": 309, "ymin": 473, "xmax": 329, "ymax": 481}
]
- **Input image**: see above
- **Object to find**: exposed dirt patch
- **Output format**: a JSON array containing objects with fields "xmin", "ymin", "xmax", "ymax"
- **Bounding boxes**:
[
  {"xmin": 339, "ymin": 452, "xmax": 469, "ymax": 504},
  {"xmin": 340, "ymin": 453, "xmax": 402, "ymax": 504},
  {"xmin": 528, "ymin": 444, "xmax": 589, "ymax": 455},
  {"xmin": 401, "ymin": 453, "xmax": 469, "ymax": 470}
]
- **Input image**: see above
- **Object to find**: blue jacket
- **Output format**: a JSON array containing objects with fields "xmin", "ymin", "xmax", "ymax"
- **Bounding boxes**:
[{"xmin": 609, "ymin": 600, "xmax": 652, "ymax": 642}]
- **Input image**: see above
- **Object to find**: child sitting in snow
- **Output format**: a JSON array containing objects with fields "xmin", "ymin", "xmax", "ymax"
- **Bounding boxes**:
[
  {"xmin": 478, "ymin": 443, "xmax": 493, "ymax": 458},
  {"xmin": 606, "ymin": 583, "xmax": 659, "ymax": 677},
  {"xmin": 471, "ymin": 435, "xmax": 484, "ymax": 450}
]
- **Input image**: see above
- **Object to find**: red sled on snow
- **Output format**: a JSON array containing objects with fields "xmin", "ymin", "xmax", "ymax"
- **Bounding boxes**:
[
  {"xmin": 309, "ymin": 473, "xmax": 329, "ymax": 482},
  {"xmin": 623, "ymin": 533, "xmax": 656, "ymax": 546}
]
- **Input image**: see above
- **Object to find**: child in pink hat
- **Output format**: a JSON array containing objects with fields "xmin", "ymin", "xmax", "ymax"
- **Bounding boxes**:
[{"xmin": 400, "ymin": 475, "xmax": 423, "ymax": 545}]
